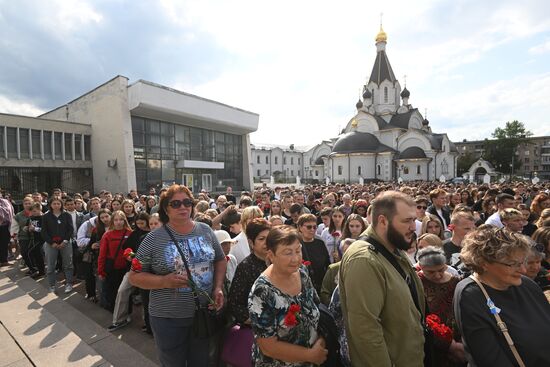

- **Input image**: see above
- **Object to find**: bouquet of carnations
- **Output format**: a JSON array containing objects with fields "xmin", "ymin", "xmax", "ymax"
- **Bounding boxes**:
[{"xmin": 426, "ymin": 314, "xmax": 453, "ymax": 350}]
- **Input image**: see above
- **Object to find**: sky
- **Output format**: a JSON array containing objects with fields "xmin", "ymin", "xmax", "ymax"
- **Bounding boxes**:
[{"xmin": 1, "ymin": 0, "xmax": 549, "ymax": 149}]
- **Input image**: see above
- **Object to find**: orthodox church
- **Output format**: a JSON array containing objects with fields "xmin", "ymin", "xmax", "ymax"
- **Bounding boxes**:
[{"xmin": 304, "ymin": 26, "xmax": 458, "ymax": 183}]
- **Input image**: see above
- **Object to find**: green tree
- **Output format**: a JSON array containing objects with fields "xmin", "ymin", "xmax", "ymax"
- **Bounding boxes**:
[
  {"xmin": 483, "ymin": 120, "xmax": 532, "ymax": 175},
  {"xmin": 457, "ymin": 151, "xmax": 477, "ymax": 176}
]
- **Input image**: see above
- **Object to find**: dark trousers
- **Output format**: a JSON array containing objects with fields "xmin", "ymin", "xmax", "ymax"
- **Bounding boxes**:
[
  {"xmin": 0, "ymin": 225, "xmax": 10, "ymax": 263},
  {"xmin": 25, "ymin": 239, "xmax": 45, "ymax": 274},
  {"xmin": 140, "ymin": 288, "xmax": 151, "ymax": 333},
  {"xmin": 102, "ymin": 269, "xmax": 126, "ymax": 312},
  {"xmin": 81, "ymin": 261, "xmax": 96, "ymax": 298},
  {"xmin": 150, "ymin": 316, "xmax": 209, "ymax": 367},
  {"xmin": 19, "ymin": 239, "xmax": 33, "ymax": 270}
]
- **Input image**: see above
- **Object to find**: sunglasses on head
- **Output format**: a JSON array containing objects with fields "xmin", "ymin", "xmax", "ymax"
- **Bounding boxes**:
[
  {"xmin": 168, "ymin": 198, "xmax": 194, "ymax": 209},
  {"xmin": 417, "ymin": 205, "xmax": 427, "ymax": 210}
]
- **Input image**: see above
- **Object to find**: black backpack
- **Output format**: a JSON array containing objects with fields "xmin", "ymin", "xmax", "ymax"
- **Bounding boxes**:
[{"xmin": 317, "ymin": 303, "xmax": 345, "ymax": 367}]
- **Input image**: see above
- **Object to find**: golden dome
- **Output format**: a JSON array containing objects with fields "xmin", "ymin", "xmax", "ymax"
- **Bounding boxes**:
[{"xmin": 375, "ymin": 25, "xmax": 387, "ymax": 43}]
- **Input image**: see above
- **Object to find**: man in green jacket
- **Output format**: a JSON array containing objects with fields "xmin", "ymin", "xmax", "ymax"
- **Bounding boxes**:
[{"xmin": 339, "ymin": 191, "xmax": 426, "ymax": 367}]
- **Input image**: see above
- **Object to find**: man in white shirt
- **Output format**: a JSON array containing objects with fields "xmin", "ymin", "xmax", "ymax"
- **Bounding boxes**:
[{"xmin": 484, "ymin": 193, "xmax": 516, "ymax": 228}]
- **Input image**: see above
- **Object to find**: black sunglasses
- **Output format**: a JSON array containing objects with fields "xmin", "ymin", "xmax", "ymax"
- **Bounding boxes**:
[
  {"xmin": 417, "ymin": 205, "xmax": 427, "ymax": 210},
  {"xmin": 304, "ymin": 224, "xmax": 317, "ymax": 230},
  {"xmin": 168, "ymin": 198, "xmax": 194, "ymax": 209}
]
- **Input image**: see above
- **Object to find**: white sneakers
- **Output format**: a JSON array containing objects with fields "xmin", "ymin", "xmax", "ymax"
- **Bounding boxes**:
[{"xmin": 64, "ymin": 284, "xmax": 73, "ymax": 293}]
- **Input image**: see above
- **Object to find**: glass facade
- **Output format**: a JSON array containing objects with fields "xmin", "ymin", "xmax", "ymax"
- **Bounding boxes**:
[
  {"xmin": 0, "ymin": 126, "xmax": 91, "ymax": 161},
  {"xmin": 132, "ymin": 116, "xmax": 244, "ymax": 193}
]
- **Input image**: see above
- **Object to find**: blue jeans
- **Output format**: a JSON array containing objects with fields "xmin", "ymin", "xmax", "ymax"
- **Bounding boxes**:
[
  {"xmin": 150, "ymin": 316, "xmax": 209, "ymax": 367},
  {"xmin": 43, "ymin": 242, "xmax": 73, "ymax": 287}
]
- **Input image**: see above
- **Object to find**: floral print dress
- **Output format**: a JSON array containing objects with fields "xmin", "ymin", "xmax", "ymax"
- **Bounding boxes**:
[{"xmin": 248, "ymin": 267, "xmax": 320, "ymax": 367}]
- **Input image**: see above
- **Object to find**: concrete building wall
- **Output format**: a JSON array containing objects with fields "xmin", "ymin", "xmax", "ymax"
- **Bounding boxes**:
[{"xmin": 40, "ymin": 76, "xmax": 136, "ymax": 193}]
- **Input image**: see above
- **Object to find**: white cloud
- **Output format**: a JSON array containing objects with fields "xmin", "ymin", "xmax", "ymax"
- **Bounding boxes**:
[
  {"xmin": 0, "ymin": 95, "xmax": 44, "ymax": 116},
  {"xmin": 529, "ymin": 39, "xmax": 550, "ymax": 54}
]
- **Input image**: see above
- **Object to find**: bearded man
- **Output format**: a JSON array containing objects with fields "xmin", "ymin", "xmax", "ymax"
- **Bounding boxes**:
[{"xmin": 339, "ymin": 191, "xmax": 426, "ymax": 367}]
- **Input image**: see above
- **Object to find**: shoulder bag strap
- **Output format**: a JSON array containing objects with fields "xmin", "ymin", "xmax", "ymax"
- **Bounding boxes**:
[
  {"xmin": 112, "ymin": 230, "xmax": 127, "ymax": 260},
  {"xmin": 163, "ymin": 225, "xmax": 201, "ymax": 309},
  {"xmin": 469, "ymin": 275, "xmax": 526, "ymax": 367},
  {"xmin": 358, "ymin": 235, "xmax": 423, "ymax": 316}
]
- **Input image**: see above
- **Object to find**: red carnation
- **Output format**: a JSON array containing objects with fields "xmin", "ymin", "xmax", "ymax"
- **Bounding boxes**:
[
  {"xmin": 302, "ymin": 260, "xmax": 311, "ymax": 266},
  {"xmin": 289, "ymin": 304, "xmax": 301, "ymax": 313},
  {"xmin": 131, "ymin": 258, "xmax": 142, "ymax": 272},
  {"xmin": 332, "ymin": 231, "xmax": 341, "ymax": 238},
  {"xmin": 52, "ymin": 236, "xmax": 62, "ymax": 243},
  {"xmin": 225, "ymin": 255, "xmax": 230, "ymax": 262},
  {"xmin": 123, "ymin": 248, "xmax": 134, "ymax": 258},
  {"xmin": 284, "ymin": 312, "xmax": 297, "ymax": 327}
]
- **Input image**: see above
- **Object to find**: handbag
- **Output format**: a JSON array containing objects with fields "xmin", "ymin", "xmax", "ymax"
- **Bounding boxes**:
[
  {"xmin": 220, "ymin": 324, "xmax": 254, "ymax": 367},
  {"xmin": 82, "ymin": 250, "xmax": 93, "ymax": 263},
  {"xmin": 104, "ymin": 230, "xmax": 126, "ymax": 275},
  {"xmin": 469, "ymin": 275, "xmax": 526, "ymax": 367},
  {"xmin": 163, "ymin": 225, "xmax": 222, "ymax": 339}
]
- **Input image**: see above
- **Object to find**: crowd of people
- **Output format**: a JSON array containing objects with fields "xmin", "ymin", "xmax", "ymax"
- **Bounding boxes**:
[{"xmin": 0, "ymin": 180, "xmax": 550, "ymax": 367}]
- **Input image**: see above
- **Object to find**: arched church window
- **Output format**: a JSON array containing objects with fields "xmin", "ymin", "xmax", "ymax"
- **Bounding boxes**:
[
  {"xmin": 377, "ymin": 165, "xmax": 381, "ymax": 175},
  {"xmin": 338, "ymin": 166, "xmax": 343, "ymax": 175},
  {"xmin": 417, "ymin": 165, "xmax": 421, "ymax": 174},
  {"xmin": 403, "ymin": 167, "xmax": 409, "ymax": 174},
  {"xmin": 358, "ymin": 166, "xmax": 362, "ymax": 175},
  {"xmin": 315, "ymin": 170, "xmax": 319, "ymax": 176},
  {"xmin": 384, "ymin": 87, "xmax": 388, "ymax": 103},
  {"xmin": 441, "ymin": 160, "xmax": 449, "ymax": 175},
  {"xmin": 257, "ymin": 155, "xmax": 260, "ymax": 164}
]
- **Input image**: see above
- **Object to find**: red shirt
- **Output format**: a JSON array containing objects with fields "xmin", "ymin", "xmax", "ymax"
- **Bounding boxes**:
[{"xmin": 98, "ymin": 228, "xmax": 132, "ymax": 277}]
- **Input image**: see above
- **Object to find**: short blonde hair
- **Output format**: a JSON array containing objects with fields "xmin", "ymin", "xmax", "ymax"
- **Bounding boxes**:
[
  {"xmin": 460, "ymin": 227, "xmax": 530, "ymax": 274},
  {"xmin": 240, "ymin": 206, "xmax": 264, "ymax": 231}
]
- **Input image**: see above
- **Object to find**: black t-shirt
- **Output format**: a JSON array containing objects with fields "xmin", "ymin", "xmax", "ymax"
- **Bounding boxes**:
[
  {"xmin": 300, "ymin": 238, "xmax": 330, "ymax": 293},
  {"xmin": 522, "ymin": 223, "xmax": 537, "ymax": 237},
  {"xmin": 443, "ymin": 238, "xmax": 461, "ymax": 265},
  {"xmin": 454, "ymin": 276, "xmax": 550, "ymax": 367}
]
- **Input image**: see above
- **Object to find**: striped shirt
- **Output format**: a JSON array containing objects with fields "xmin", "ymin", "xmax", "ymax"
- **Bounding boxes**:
[{"xmin": 136, "ymin": 222, "xmax": 224, "ymax": 319}]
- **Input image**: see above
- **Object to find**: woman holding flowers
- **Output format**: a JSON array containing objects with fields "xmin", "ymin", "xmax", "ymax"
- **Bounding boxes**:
[
  {"xmin": 248, "ymin": 225, "xmax": 327, "ymax": 366},
  {"xmin": 98, "ymin": 210, "xmax": 132, "ymax": 312},
  {"xmin": 416, "ymin": 246, "xmax": 464, "ymax": 366},
  {"xmin": 320, "ymin": 206, "xmax": 346, "ymax": 263},
  {"xmin": 128, "ymin": 184, "xmax": 226, "ymax": 367}
]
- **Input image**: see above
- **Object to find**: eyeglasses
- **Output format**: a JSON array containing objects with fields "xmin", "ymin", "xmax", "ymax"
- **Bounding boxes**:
[
  {"xmin": 304, "ymin": 224, "xmax": 317, "ymax": 230},
  {"xmin": 168, "ymin": 198, "xmax": 194, "ymax": 209},
  {"xmin": 417, "ymin": 205, "xmax": 427, "ymax": 210},
  {"xmin": 494, "ymin": 257, "xmax": 528, "ymax": 269}
]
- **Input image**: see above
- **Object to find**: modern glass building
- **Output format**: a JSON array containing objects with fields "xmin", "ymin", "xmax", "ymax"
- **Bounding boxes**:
[
  {"xmin": 39, "ymin": 76, "xmax": 258, "ymax": 194},
  {"xmin": 0, "ymin": 113, "xmax": 93, "ymax": 196}
]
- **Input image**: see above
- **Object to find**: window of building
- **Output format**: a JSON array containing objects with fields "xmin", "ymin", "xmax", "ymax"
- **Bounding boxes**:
[
  {"xmin": 32, "ymin": 130, "xmax": 41, "ymax": 159},
  {"xmin": 54, "ymin": 132, "xmax": 62, "ymax": 160},
  {"xmin": 525, "ymin": 157, "xmax": 530, "ymax": 163},
  {"xmin": 265, "ymin": 156, "xmax": 269, "ymax": 164},
  {"xmin": 417, "ymin": 165, "xmax": 421, "ymax": 174},
  {"xmin": 298, "ymin": 158, "xmax": 301, "ymax": 165},
  {"xmin": 291, "ymin": 170, "xmax": 294, "ymax": 176},
  {"xmin": 338, "ymin": 166, "xmax": 343, "ymax": 175},
  {"xmin": 291, "ymin": 157, "xmax": 294, "ymax": 165},
  {"xmin": 257, "ymin": 169, "xmax": 260, "ymax": 176},
  {"xmin": 0, "ymin": 127, "xmax": 4, "ymax": 157},
  {"xmin": 64, "ymin": 133, "xmax": 73, "ymax": 160},
  {"xmin": 441, "ymin": 160, "xmax": 449, "ymax": 175},
  {"xmin": 43, "ymin": 131, "xmax": 52, "ymax": 159},
  {"xmin": 534, "ymin": 166, "xmax": 539, "ymax": 171},
  {"xmin": 275, "ymin": 156, "xmax": 278, "ymax": 164},
  {"xmin": 284, "ymin": 157, "xmax": 287, "ymax": 165},
  {"xmin": 403, "ymin": 167, "xmax": 409, "ymax": 174},
  {"xmin": 266, "ymin": 170, "xmax": 269, "ymax": 174},
  {"xmin": 6, "ymin": 127, "xmax": 16, "ymax": 159},
  {"xmin": 315, "ymin": 170, "xmax": 319, "ymax": 176},
  {"xmin": 84, "ymin": 135, "xmax": 91, "ymax": 160},
  {"xmin": 357, "ymin": 166, "xmax": 362, "ymax": 175},
  {"xmin": 257, "ymin": 155, "xmax": 260, "ymax": 164},
  {"xmin": 377, "ymin": 165, "xmax": 381, "ymax": 176},
  {"xmin": 74, "ymin": 134, "xmax": 82, "ymax": 160},
  {"xmin": 384, "ymin": 87, "xmax": 388, "ymax": 103},
  {"xmin": 19, "ymin": 128, "xmax": 29, "ymax": 159}
]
